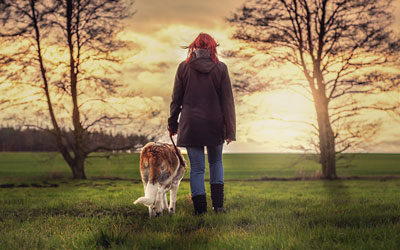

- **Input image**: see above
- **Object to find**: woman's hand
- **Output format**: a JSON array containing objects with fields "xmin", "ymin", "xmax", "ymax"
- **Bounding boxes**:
[
  {"xmin": 168, "ymin": 129, "xmax": 177, "ymax": 137},
  {"xmin": 226, "ymin": 138, "xmax": 232, "ymax": 145}
]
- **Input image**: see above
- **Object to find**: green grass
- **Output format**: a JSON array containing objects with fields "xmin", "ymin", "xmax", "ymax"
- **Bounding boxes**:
[
  {"xmin": 1, "ymin": 152, "xmax": 399, "ymax": 181},
  {"xmin": 1, "ymin": 180, "xmax": 400, "ymax": 249},
  {"xmin": 0, "ymin": 152, "xmax": 400, "ymax": 249}
]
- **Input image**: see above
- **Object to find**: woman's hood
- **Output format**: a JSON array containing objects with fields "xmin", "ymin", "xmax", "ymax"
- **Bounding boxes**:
[{"xmin": 188, "ymin": 49, "xmax": 216, "ymax": 73}]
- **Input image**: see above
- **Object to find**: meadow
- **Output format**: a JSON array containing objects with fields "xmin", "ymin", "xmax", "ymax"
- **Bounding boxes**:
[
  {"xmin": 1, "ymin": 152, "xmax": 400, "ymax": 249},
  {"xmin": 1, "ymin": 152, "xmax": 400, "ymax": 181}
]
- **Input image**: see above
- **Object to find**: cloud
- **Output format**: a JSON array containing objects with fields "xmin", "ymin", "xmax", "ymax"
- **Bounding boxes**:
[
  {"xmin": 128, "ymin": 0, "xmax": 243, "ymax": 32},
  {"xmin": 118, "ymin": 23, "xmax": 238, "ymax": 100},
  {"xmin": 364, "ymin": 139, "xmax": 400, "ymax": 153}
]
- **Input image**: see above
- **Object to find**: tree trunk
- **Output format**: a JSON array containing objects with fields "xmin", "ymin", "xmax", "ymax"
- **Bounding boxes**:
[
  {"xmin": 30, "ymin": 0, "xmax": 75, "ymax": 173},
  {"xmin": 66, "ymin": 0, "xmax": 87, "ymax": 180},
  {"xmin": 314, "ymin": 92, "xmax": 337, "ymax": 179},
  {"xmin": 69, "ymin": 156, "xmax": 86, "ymax": 179}
]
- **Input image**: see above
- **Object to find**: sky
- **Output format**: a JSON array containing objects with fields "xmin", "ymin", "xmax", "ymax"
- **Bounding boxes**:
[
  {"xmin": 1, "ymin": 0, "xmax": 399, "ymax": 153},
  {"xmin": 111, "ymin": 0, "xmax": 399, "ymax": 153}
]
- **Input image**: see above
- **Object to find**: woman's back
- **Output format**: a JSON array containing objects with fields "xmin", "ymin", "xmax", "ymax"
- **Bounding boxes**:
[
  {"xmin": 183, "ymin": 53, "xmax": 224, "ymax": 117},
  {"xmin": 168, "ymin": 36, "xmax": 235, "ymax": 147}
]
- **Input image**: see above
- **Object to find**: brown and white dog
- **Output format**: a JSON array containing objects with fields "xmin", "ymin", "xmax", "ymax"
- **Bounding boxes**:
[{"xmin": 134, "ymin": 142, "xmax": 186, "ymax": 217}]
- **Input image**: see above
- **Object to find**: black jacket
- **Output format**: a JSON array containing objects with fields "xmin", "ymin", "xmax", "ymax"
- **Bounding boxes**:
[{"xmin": 168, "ymin": 53, "xmax": 236, "ymax": 147}]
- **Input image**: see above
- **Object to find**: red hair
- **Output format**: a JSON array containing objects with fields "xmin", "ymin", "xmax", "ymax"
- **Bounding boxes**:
[{"xmin": 185, "ymin": 33, "xmax": 219, "ymax": 63}]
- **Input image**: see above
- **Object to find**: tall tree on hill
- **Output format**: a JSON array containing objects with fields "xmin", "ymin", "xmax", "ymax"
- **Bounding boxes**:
[
  {"xmin": 228, "ymin": 0, "xmax": 400, "ymax": 179},
  {"xmin": 0, "ymin": 0, "xmax": 148, "ymax": 179}
]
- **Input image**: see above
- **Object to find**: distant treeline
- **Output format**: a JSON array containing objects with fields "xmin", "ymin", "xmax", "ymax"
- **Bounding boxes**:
[{"xmin": 0, "ymin": 127, "xmax": 150, "ymax": 152}]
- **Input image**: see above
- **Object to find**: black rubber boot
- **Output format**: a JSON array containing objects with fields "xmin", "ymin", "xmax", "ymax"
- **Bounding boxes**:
[
  {"xmin": 192, "ymin": 195, "xmax": 207, "ymax": 215},
  {"xmin": 211, "ymin": 184, "xmax": 226, "ymax": 213}
]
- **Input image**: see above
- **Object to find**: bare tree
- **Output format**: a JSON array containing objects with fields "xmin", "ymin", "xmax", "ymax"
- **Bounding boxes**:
[
  {"xmin": 0, "ymin": 0, "xmax": 151, "ymax": 179},
  {"xmin": 228, "ymin": 0, "xmax": 400, "ymax": 179}
]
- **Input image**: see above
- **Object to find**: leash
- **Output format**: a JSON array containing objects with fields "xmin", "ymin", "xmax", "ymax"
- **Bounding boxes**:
[{"xmin": 170, "ymin": 134, "xmax": 186, "ymax": 167}]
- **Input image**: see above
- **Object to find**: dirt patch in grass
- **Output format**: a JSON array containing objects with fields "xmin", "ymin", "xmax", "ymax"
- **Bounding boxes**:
[
  {"xmin": 2, "ymin": 175, "xmax": 399, "ymax": 188},
  {"xmin": 74, "ymin": 182, "xmax": 117, "ymax": 187},
  {"xmin": 0, "ymin": 181, "xmax": 59, "ymax": 188},
  {"xmin": 84, "ymin": 175, "xmax": 400, "ymax": 183},
  {"xmin": 90, "ymin": 176, "xmax": 141, "ymax": 183},
  {"xmin": 241, "ymin": 175, "xmax": 400, "ymax": 182}
]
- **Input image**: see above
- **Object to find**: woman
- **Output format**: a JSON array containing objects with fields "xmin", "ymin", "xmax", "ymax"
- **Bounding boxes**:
[{"xmin": 168, "ymin": 33, "xmax": 236, "ymax": 215}]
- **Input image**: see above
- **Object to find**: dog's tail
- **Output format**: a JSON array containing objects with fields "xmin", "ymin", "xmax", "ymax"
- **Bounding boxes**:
[{"xmin": 134, "ymin": 183, "xmax": 158, "ymax": 207}]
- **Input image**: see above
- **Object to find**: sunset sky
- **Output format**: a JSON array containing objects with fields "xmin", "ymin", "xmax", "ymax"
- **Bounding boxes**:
[
  {"xmin": 1, "ymin": 0, "xmax": 400, "ymax": 153},
  {"xmin": 114, "ymin": 0, "xmax": 399, "ymax": 153}
]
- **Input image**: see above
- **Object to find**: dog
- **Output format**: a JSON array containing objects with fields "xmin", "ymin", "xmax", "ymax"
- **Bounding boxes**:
[{"xmin": 134, "ymin": 142, "xmax": 186, "ymax": 217}]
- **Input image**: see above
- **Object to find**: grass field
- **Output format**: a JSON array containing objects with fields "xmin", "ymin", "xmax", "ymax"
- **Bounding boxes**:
[
  {"xmin": 1, "ymin": 152, "xmax": 400, "ymax": 181},
  {"xmin": 1, "ymin": 152, "xmax": 400, "ymax": 249}
]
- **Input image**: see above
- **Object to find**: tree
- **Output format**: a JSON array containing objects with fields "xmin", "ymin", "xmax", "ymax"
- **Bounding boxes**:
[
  {"xmin": 0, "ymin": 0, "xmax": 150, "ymax": 179},
  {"xmin": 228, "ymin": 0, "xmax": 400, "ymax": 179}
]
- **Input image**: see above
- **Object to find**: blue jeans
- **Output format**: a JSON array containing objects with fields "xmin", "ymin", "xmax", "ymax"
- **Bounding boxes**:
[{"xmin": 186, "ymin": 144, "xmax": 224, "ymax": 197}]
